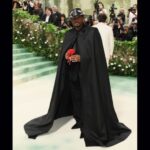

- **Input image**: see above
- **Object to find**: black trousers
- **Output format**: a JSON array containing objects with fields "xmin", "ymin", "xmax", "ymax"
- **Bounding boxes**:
[{"xmin": 68, "ymin": 63, "xmax": 81, "ymax": 125}]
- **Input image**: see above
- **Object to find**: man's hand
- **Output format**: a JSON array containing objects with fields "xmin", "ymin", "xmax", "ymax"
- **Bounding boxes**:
[
  {"xmin": 65, "ymin": 51, "xmax": 80, "ymax": 63},
  {"xmin": 69, "ymin": 54, "xmax": 81, "ymax": 62},
  {"xmin": 65, "ymin": 52, "xmax": 70, "ymax": 60}
]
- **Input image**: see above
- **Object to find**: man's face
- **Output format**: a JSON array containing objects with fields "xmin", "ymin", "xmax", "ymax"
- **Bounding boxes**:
[
  {"xmin": 46, "ymin": 10, "xmax": 51, "ymax": 16},
  {"xmin": 52, "ymin": 6, "xmax": 57, "ymax": 12},
  {"xmin": 35, "ymin": 0, "xmax": 38, "ymax": 4},
  {"xmin": 70, "ymin": 16, "xmax": 84, "ymax": 29}
]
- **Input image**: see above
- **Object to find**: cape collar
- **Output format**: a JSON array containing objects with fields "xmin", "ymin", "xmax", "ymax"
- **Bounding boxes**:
[{"xmin": 73, "ymin": 24, "xmax": 87, "ymax": 35}]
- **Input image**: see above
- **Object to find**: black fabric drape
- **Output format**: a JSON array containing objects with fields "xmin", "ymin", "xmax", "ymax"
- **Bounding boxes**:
[{"xmin": 24, "ymin": 25, "xmax": 131, "ymax": 147}]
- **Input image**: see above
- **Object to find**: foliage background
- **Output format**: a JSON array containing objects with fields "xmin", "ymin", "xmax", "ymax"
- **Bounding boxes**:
[{"xmin": 13, "ymin": 9, "xmax": 137, "ymax": 76}]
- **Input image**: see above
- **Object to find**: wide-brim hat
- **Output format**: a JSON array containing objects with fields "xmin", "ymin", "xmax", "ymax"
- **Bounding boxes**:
[{"xmin": 69, "ymin": 8, "xmax": 84, "ymax": 19}]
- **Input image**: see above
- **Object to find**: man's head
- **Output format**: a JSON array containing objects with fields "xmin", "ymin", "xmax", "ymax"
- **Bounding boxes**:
[
  {"xmin": 69, "ymin": 8, "xmax": 85, "ymax": 30},
  {"xmin": 119, "ymin": 8, "xmax": 125, "ymax": 14},
  {"xmin": 52, "ymin": 5, "xmax": 58, "ymax": 13},
  {"xmin": 61, "ymin": 14, "xmax": 66, "ymax": 21},
  {"xmin": 98, "ymin": 13, "xmax": 107, "ymax": 23},
  {"xmin": 34, "ymin": 0, "xmax": 39, "ymax": 4},
  {"xmin": 45, "ymin": 8, "xmax": 52, "ymax": 16}
]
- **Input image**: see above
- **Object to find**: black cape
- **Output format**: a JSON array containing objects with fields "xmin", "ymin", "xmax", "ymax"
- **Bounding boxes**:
[{"xmin": 24, "ymin": 25, "xmax": 131, "ymax": 147}]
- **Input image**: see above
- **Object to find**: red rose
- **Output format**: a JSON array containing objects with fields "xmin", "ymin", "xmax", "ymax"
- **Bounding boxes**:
[
  {"xmin": 66, "ymin": 48, "xmax": 76, "ymax": 64},
  {"xmin": 67, "ymin": 49, "xmax": 76, "ymax": 56}
]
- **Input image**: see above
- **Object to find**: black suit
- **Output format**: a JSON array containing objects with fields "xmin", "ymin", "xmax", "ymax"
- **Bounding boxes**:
[
  {"xmin": 52, "ymin": 12, "xmax": 61, "ymax": 26},
  {"xmin": 41, "ymin": 14, "xmax": 53, "ymax": 24}
]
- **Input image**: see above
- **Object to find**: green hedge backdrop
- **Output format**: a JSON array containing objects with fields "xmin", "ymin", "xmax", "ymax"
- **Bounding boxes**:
[{"xmin": 13, "ymin": 9, "xmax": 137, "ymax": 77}]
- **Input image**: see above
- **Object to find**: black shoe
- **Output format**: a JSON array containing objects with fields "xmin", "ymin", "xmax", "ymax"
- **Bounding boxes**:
[
  {"xmin": 80, "ymin": 132, "xmax": 84, "ymax": 138},
  {"xmin": 71, "ymin": 123, "xmax": 80, "ymax": 129}
]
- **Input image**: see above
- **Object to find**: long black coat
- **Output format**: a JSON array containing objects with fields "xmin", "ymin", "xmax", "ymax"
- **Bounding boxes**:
[{"xmin": 24, "ymin": 25, "xmax": 131, "ymax": 147}]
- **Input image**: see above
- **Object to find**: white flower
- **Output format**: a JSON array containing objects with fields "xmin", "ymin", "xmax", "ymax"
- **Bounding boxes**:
[
  {"xmin": 21, "ymin": 39, "xmax": 25, "ymax": 42},
  {"xmin": 132, "ymin": 59, "xmax": 136, "ymax": 63},
  {"xmin": 129, "ymin": 57, "xmax": 132, "ymax": 61},
  {"xmin": 39, "ymin": 46, "xmax": 41, "ymax": 49},
  {"xmin": 44, "ymin": 40, "xmax": 48, "ymax": 44},
  {"xmin": 34, "ymin": 30, "xmax": 37, "ymax": 32},
  {"xmin": 17, "ymin": 31, "xmax": 20, "ymax": 34},
  {"xmin": 34, "ymin": 42, "xmax": 37, "ymax": 44},
  {"xmin": 28, "ymin": 34, "xmax": 30, "ymax": 37},
  {"xmin": 32, "ymin": 37, "xmax": 35, "ymax": 39},
  {"xmin": 60, "ymin": 40, "xmax": 63, "ymax": 43},
  {"xmin": 15, "ymin": 37, "xmax": 18, "ymax": 40},
  {"xmin": 131, "ymin": 69, "xmax": 134, "ymax": 72},
  {"xmin": 19, "ymin": 26, "xmax": 21, "ymax": 29},
  {"xmin": 125, "ymin": 66, "xmax": 128, "ymax": 68},
  {"xmin": 49, "ymin": 54, "xmax": 52, "ymax": 58},
  {"xmin": 118, "ymin": 64, "xmax": 122, "ymax": 67},
  {"xmin": 121, "ymin": 68, "xmax": 124, "ymax": 71},
  {"xmin": 128, "ymin": 65, "xmax": 131, "ymax": 67},
  {"xmin": 21, "ymin": 19, "xmax": 23, "ymax": 22},
  {"xmin": 113, "ymin": 55, "xmax": 116, "ymax": 58},
  {"xmin": 43, "ymin": 27, "xmax": 46, "ymax": 30},
  {"xmin": 110, "ymin": 63, "xmax": 114, "ymax": 65},
  {"xmin": 26, "ymin": 23, "xmax": 29, "ymax": 26},
  {"xmin": 20, "ymin": 32, "xmax": 22, "ymax": 35},
  {"xmin": 16, "ymin": 19, "xmax": 18, "ymax": 22},
  {"xmin": 120, "ymin": 58, "xmax": 123, "ymax": 60},
  {"xmin": 55, "ymin": 53, "xmax": 58, "ymax": 57},
  {"xmin": 30, "ymin": 37, "xmax": 32, "ymax": 40},
  {"xmin": 113, "ymin": 67, "xmax": 116, "ymax": 70}
]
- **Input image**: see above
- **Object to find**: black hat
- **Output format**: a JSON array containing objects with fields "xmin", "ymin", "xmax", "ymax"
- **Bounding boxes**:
[{"xmin": 69, "ymin": 8, "xmax": 84, "ymax": 19}]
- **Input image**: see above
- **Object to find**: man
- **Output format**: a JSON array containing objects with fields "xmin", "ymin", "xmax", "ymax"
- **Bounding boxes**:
[
  {"xmin": 33, "ymin": 0, "xmax": 43, "ymax": 17},
  {"xmin": 93, "ymin": 13, "xmax": 114, "ymax": 66},
  {"xmin": 52, "ymin": 5, "xmax": 61, "ymax": 26},
  {"xmin": 127, "ymin": 20, "xmax": 137, "ymax": 41},
  {"xmin": 24, "ymin": 8, "xmax": 131, "ymax": 147},
  {"xmin": 27, "ymin": 0, "xmax": 34, "ymax": 15},
  {"xmin": 128, "ymin": 7, "xmax": 137, "ymax": 26},
  {"xmin": 41, "ymin": 7, "xmax": 53, "ymax": 24},
  {"xmin": 117, "ymin": 8, "xmax": 126, "ymax": 24}
]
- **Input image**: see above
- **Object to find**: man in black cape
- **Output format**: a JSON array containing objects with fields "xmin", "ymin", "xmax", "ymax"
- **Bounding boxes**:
[{"xmin": 24, "ymin": 8, "xmax": 131, "ymax": 147}]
